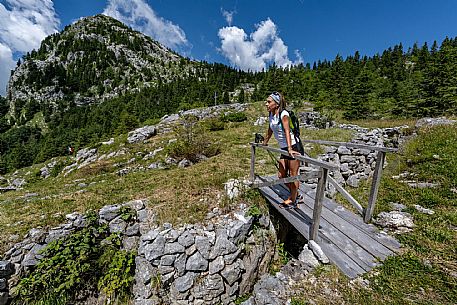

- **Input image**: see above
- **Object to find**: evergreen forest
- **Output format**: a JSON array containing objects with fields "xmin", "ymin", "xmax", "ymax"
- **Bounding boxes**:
[{"xmin": 1, "ymin": 31, "xmax": 457, "ymax": 173}]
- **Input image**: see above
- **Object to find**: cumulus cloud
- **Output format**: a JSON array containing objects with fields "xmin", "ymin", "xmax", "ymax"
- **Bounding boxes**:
[
  {"xmin": 221, "ymin": 8, "xmax": 235, "ymax": 26},
  {"xmin": 103, "ymin": 0, "xmax": 189, "ymax": 50},
  {"xmin": 0, "ymin": 0, "xmax": 59, "ymax": 96},
  {"xmin": 0, "ymin": 43, "xmax": 16, "ymax": 95},
  {"xmin": 218, "ymin": 18, "xmax": 300, "ymax": 71}
]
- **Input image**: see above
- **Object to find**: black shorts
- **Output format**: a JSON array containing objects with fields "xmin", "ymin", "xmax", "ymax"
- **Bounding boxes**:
[{"xmin": 280, "ymin": 144, "xmax": 300, "ymax": 160}]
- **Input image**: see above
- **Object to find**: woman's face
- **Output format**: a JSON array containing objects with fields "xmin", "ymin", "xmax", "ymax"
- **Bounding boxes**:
[{"xmin": 265, "ymin": 97, "xmax": 277, "ymax": 112}]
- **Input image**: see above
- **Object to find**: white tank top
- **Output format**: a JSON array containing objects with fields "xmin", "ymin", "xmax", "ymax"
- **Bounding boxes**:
[{"xmin": 269, "ymin": 110, "xmax": 296, "ymax": 148}]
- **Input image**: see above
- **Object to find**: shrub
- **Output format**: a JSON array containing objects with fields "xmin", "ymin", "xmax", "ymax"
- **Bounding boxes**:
[
  {"xmin": 221, "ymin": 112, "xmax": 247, "ymax": 123},
  {"xmin": 12, "ymin": 210, "xmax": 136, "ymax": 305},
  {"xmin": 166, "ymin": 115, "xmax": 220, "ymax": 163},
  {"xmin": 202, "ymin": 117, "xmax": 225, "ymax": 131}
]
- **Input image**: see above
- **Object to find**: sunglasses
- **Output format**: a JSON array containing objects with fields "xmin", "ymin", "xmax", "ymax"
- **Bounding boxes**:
[{"xmin": 266, "ymin": 91, "xmax": 280, "ymax": 103}]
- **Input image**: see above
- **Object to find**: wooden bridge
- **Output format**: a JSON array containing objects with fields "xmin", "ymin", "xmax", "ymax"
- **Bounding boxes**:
[{"xmin": 250, "ymin": 141, "xmax": 401, "ymax": 278}]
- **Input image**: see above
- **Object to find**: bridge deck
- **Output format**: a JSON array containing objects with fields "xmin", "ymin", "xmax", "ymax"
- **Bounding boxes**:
[{"xmin": 257, "ymin": 176, "xmax": 401, "ymax": 278}]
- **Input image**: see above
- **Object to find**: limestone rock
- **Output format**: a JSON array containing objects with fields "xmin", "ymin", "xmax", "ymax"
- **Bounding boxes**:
[
  {"xmin": 109, "ymin": 216, "xmax": 127, "ymax": 233},
  {"xmin": 178, "ymin": 159, "xmax": 192, "ymax": 168},
  {"xmin": 195, "ymin": 236, "xmax": 211, "ymax": 259},
  {"xmin": 374, "ymin": 211, "xmax": 414, "ymax": 232},
  {"xmin": 209, "ymin": 236, "xmax": 237, "ymax": 260},
  {"xmin": 174, "ymin": 272, "xmax": 197, "ymax": 293},
  {"xmin": 220, "ymin": 259, "xmax": 242, "ymax": 286},
  {"xmin": 298, "ymin": 245, "xmax": 320, "ymax": 269},
  {"xmin": 209, "ymin": 256, "xmax": 225, "ymax": 275},
  {"xmin": 186, "ymin": 252, "xmax": 208, "ymax": 271},
  {"xmin": 308, "ymin": 240, "xmax": 329, "ymax": 264},
  {"xmin": 99, "ymin": 205, "xmax": 120, "ymax": 222},
  {"xmin": 0, "ymin": 261, "xmax": 14, "ymax": 278},
  {"xmin": 178, "ymin": 231, "xmax": 195, "ymax": 248},
  {"xmin": 127, "ymin": 125, "xmax": 156, "ymax": 143},
  {"xmin": 143, "ymin": 235, "xmax": 166, "ymax": 261},
  {"xmin": 413, "ymin": 204, "xmax": 435, "ymax": 215}
]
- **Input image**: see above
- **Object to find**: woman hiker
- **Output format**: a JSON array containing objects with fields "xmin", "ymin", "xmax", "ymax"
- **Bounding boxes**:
[{"xmin": 262, "ymin": 91, "xmax": 302, "ymax": 208}]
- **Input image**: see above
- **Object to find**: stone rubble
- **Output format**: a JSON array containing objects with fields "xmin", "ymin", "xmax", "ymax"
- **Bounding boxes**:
[
  {"xmin": 374, "ymin": 211, "xmax": 414, "ymax": 234},
  {"xmin": 299, "ymin": 124, "xmax": 408, "ymax": 196},
  {"xmin": 415, "ymin": 117, "xmax": 456, "ymax": 129},
  {"xmin": 240, "ymin": 256, "xmax": 323, "ymax": 305},
  {"xmin": 413, "ymin": 204, "xmax": 435, "ymax": 215}
]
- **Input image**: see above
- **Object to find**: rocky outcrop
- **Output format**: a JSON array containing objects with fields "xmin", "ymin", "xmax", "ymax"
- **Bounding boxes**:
[
  {"xmin": 127, "ymin": 126, "xmax": 157, "ymax": 144},
  {"xmin": 374, "ymin": 211, "xmax": 414, "ymax": 234},
  {"xmin": 415, "ymin": 117, "xmax": 456, "ymax": 129}
]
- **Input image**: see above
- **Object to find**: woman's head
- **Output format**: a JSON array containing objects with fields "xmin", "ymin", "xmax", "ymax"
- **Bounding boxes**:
[{"xmin": 265, "ymin": 91, "xmax": 286, "ymax": 113}]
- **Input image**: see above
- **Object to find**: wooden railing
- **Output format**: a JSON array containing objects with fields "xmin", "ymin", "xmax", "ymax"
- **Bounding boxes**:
[
  {"xmin": 250, "ymin": 142, "xmax": 338, "ymax": 241},
  {"xmin": 250, "ymin": 140, "xmax": 397, "ymax": 241},
  {"xmin": 301, "ymin": 140, "xmax": 397, "ymax": 223}
]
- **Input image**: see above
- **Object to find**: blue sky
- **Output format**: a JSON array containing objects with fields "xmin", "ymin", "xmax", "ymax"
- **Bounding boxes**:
[{"xmin": 1, "ymin": 0, "xmax": 457, "ymax": 95}]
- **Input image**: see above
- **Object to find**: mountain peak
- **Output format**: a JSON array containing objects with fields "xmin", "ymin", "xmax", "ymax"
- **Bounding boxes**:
[{"xmin": 6, "ymin": 14, "xmax": 190, "ymax": 115}]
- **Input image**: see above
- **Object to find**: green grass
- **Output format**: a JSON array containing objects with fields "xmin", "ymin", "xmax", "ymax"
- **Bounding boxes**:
[
  {"xmin": 1, "ymin": 103, "xmax": 456, "ymax": 304},
  {"xmin": 0, "ymin": 103, "xmax": 271, "ymax": 252},
  {"xmin": 335, "ymin": 124, "xmax": 457, "ymax": 304}
]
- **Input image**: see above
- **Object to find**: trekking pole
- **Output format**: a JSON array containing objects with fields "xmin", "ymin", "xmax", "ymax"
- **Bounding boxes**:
[{"xmin": 255, "ymin": 133, "xmax": 280, "ymax": 171}]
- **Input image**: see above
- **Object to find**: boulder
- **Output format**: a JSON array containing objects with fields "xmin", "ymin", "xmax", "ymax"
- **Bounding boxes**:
[{"xmin": 127, "ymin": 125, "xmax": 156, "ymax": 143}]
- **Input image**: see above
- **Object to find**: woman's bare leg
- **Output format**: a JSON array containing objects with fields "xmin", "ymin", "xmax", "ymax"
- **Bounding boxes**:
[{"xmin": 288, "ymin": 159, "xmax": 300, "ymax": 201}]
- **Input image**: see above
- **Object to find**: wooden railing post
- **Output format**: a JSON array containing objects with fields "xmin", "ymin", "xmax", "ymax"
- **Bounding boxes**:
[
  {"xmin": 310, "ymin": 168, "xmax": 328, "ymax": 241},
  {"xmin": 364, "ymin": 151, "xmax": 385, "ymax": 223},
  {"xmin": 250, "ymin": 145, "xmax": 256, "ymax": 182}
]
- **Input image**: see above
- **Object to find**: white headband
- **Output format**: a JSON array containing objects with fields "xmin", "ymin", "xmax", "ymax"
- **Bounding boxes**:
[{"xmin": 269, "ymin": 92, "xmax": 280, "ymax": 104}]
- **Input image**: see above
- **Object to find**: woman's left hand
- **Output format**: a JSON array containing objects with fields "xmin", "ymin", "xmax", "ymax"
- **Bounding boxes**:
[{"xmin": 288, "ymin": 148, "xmax": 299, "ymax": 156}]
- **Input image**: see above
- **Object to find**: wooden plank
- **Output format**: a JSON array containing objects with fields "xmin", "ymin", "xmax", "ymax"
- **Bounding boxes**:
[
  {"xmin": 258, "ymin": 186, "xmax": 366, "ymax": 278},
  {"xmin": 250, "ymin": 143, "xmax": 339, "ymax": 171},
  {"xmin": 301, "ymin": 139, "xmax": 398, "ymax": 153},
  {"xmin": 250, "ymin": 145, "xmax": 256, "ymax": 181},
  {"xmin": 299, "ymin": 195, "xmax": 392, "ymax": 260},
  {"xmin": 272, "ymin": 180, "xmax": 399, "ymax": 258},
  {"xmin": 364, "ymin": 151, "xmax": 385, "ymax": 223},
  {"xmin": 301, "ymin": 187, "xmax": 401, "ymax": 252},
  {"xmin": 273, "ymin": 183, "xmax": 389, "ymax": 267},
  {"xmin": 311, "ymin": 168, "xmax": 328, "ymax": 241},
  {"xmin": 318, "ymin": 240, "xmax": 365, "ymax": 278},
  {"xmin": 327, "ymin": 175, "xmax": 364, "ymax": 215}
]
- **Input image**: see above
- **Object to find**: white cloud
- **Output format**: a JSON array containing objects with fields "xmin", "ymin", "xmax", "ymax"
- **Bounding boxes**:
[
  {"xmin": 0, "ymin": 43, "xmax": 16, "ymax": 96},
  {"xmin": 221, "ymin": 8, "xmax": 235, "ymax": 26},
  {"xmin": 218, "ymin": 18, "xmax": 299, "ymax": 71},
  {"xmin": 293, "ymin": 49, "xmax": 304, "ymax": 65},
  {"xmin": 0, "ymin": 0, "xmax": 59, "ymax": 52},
  {"xmin": 103, "ymin": 0, "xmax": 189, "ymax": 50},
  {"xmin": 0, "ymin": 0, "xmax": 59, "ymax": 96}
]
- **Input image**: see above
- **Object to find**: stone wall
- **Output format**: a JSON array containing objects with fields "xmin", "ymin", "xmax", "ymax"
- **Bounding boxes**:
[
  {"xmin": 1, "ymin": 199, "xmax": 277, "ymax": 305},
  {"xmin": 0, "ymin": 261, "xmax": 13, "ymax": 305},
  {"xmin": 301, "ymin": 125, "xmax": 408, "ymax": 195}
]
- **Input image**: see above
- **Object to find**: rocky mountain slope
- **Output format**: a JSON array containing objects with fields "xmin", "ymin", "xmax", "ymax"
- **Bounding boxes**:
[{"xmin": 6, "ymin": 14, "xmax": 193, "ymax": 118}]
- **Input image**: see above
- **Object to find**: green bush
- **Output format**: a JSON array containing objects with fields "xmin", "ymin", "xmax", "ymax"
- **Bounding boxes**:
[
  {"xmin": 166, "ymin": 115, "xmax": 220, "ymax": 163},
  {"xmin": 221, "ymin": 112, "xmax": 247, "ymax": 123},
  {"xmin": 12, "ymin": 210, "xmax": 136, "ymax": 305},
  {"xmin": 202, "ymin": 117, "xmax": 225, "ymax": 131}
]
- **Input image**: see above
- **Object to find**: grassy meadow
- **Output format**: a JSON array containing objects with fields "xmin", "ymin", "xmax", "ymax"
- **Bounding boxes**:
[{"xmin": 0, "ymin": 102, "xmax": 456, "ymax": 304}]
